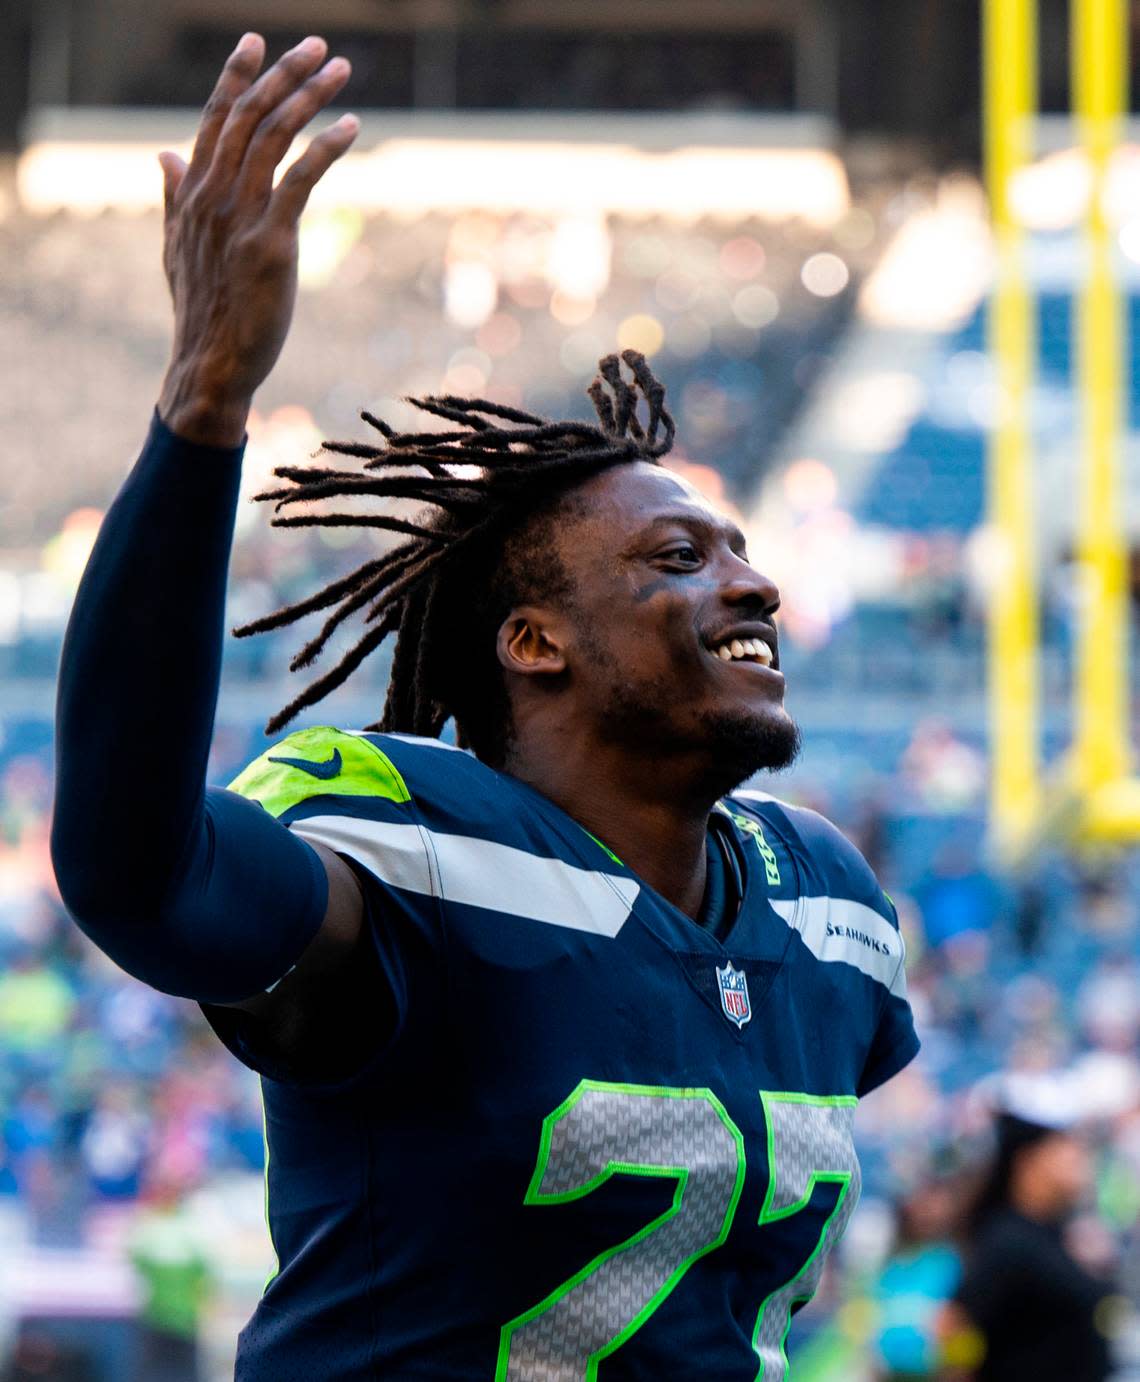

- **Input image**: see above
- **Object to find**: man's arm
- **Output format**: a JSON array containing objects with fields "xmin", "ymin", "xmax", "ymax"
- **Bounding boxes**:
[{"xmin": 51, "ymin": 35, "xmax": 368, "ymax": 1021}]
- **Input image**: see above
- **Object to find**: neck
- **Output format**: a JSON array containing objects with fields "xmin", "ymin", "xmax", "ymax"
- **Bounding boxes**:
[{"xmin": 503, "ymin": 733, "xmax": 729, "ymax": 919}]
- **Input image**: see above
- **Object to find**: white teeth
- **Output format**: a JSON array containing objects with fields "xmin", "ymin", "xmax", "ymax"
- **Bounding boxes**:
[{"xmin": 712, "ymin": 636, "xmax": 774, "ymax": 665}]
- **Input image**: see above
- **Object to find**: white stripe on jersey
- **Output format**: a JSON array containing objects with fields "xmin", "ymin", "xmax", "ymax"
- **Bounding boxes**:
[
  {"xmin": 768, "ymin": 896, "xmax": 908, "ymax": 998},
  {"xmin": 292, "ymin": 815, "xmax": 641, "ymax": 937}
]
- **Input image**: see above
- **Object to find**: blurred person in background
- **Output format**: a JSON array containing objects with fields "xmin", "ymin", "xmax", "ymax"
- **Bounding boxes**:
[
  {"xmin": 870, "ymin": 1158, "xmax": 962, "ymax": 1381},
  {"xmin": 127, "ymin": 1173, "xmax": 212, "ymax": 1382},
  {"xmin": 913, "ymin": 841, "xmax": 1000, "ymax": 952},
  {"xmin": 2, "ymin": 1084, "xmax": 60, "ymax": 1224},
  {"xmin": 941, "ymin": 1085, "xmax": 1118, "ymax": 1382},
  {"xmin": 2, "ymin": 1333, "xmax": 95, "ymax": 1382},
  {"xmin": 79, "ymin": 1083, "xmax": 149, "ymax": 1202},
  {"xmin": 0, "ymin": 948, "xmax": 76, "ymax": 1065}
]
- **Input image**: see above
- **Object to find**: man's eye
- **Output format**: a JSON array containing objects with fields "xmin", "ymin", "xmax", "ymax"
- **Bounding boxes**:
[{"xmin": 660, "ymin": 544, "xmax": 701, "ymax": 565}]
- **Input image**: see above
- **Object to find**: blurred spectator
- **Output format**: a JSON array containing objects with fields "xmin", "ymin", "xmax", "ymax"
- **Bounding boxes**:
[
  {"xmin": 127, "ymin": 1176, "xmax": 212, "ymax": 1382},
  {"xmin": 870, "ymin": 1163, "xmax": 961, "ymax": 1380},
  {"xmin": 80, "ymin": 1085, "xmax": 149, "ymax": 1202},
  {"xmin": 944, "ymin": 1084, "xmax": 1119, "ymax": 1382},
  {"xmin": 901, "ymin": 721, "xmax": 986, "ymax": 813},
  {"xmin": 913, "ymin": 844, "xmax": 1000, "ymax": 950},
  {"xmin": 1076, "ymin": 860, "xmax": 1137, "ymax": 941},
  {"xmin": 3, "ymin": 1332, "xmax": 96, "ymax": 1382},
  {"xmin": 0, "ymin": 952, "xmax": 75, "ymax": 1057},
  {"xmin": 849, "ymin": 790, "xmax": 892, "ymax": 879},
  {"xmin": 1012, "ymin": 875, "xmax": 1047, "ymax": 958},
  {"xmin": 3, "ymin": 1086, "xmax": 57, "ymax": 1203},
  {"xmin": 1077, "ymin": 954, "xmax": 1140, "ymax": 1054}
]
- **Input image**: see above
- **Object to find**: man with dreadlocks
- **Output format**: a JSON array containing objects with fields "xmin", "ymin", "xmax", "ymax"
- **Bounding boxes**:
[{"xmin": 52, "ymin": 34, "xmax": 918, "ymax": 1382}]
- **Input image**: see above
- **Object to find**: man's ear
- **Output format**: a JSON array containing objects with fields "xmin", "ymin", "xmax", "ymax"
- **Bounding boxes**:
[{"xmin": 496, "ymin": 607, "xmax": 568, "ymax": 678}]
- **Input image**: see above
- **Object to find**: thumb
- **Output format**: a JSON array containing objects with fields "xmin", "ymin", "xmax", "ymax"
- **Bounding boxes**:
[{"xmin": 157, "ymin": 152, "xmax": 188, "ymax": 214}]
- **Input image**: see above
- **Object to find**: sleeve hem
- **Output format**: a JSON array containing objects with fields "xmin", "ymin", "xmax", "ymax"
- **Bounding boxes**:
[
  {"xmin": 857, "ymin": 1027, "xmax": 921, "ymax": 1097},
  {"xmin": 148, "ymin": 407, "xmax": 248, "ymax": 463},
  {"xmin": 198, "ymin": 866, "xmax": 396, "ymax": 1092}
]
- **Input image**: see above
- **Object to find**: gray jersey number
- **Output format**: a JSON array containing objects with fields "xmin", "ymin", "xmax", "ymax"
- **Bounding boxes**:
[
  {"xmin": 498, "ymin": 1083, "xmax": 860, "ymax": 1382},
  {"xmin": 752, "ymin": 1093, "xmax": 860, "ymax": 1379},
  {"xmin": 496, "ymin": 1080, "xmax": 745, "ymax": 1382}
]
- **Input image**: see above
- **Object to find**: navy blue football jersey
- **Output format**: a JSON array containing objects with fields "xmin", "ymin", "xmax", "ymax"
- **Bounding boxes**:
[{"xmin": 209, "ymin": 727, "xmax": 918, "ymax": 1380}]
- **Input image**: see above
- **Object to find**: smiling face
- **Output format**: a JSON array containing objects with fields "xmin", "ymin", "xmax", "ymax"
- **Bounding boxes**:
[{"xmin": 497, "ymin": 461, "xmax": 800, "ymax": 791}]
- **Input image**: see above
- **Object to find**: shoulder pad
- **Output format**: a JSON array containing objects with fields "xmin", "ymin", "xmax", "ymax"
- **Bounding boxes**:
[{"xmin": 228, "ymin": 726, "xmax": 410, "ymax": 819}]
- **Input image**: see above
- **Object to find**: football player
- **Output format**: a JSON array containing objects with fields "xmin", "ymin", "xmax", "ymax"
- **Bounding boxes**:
[{"xmin": 52, "ymin": 34, "xmax": 919, "ymax": 1380}]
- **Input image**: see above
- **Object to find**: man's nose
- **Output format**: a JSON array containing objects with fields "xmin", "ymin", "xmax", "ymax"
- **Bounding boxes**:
[{"xmin": 721, "ymin": 558, "xmax": 779, "ymax": 614}]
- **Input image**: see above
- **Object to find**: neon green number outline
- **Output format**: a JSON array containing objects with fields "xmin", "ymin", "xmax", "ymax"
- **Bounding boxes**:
[
  {"xmin": 495, "ymin": 1079, "xmax": 746, "ymax": 1382},
  {"xmin": 752, "ymin": 1091, "xmax": 859, "ymax": 1381}
]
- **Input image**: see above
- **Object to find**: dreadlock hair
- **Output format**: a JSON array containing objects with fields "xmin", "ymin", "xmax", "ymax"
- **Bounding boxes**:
[{"xmin": 233, "ymin": 350, "xmax": 676, "ymax": 766}]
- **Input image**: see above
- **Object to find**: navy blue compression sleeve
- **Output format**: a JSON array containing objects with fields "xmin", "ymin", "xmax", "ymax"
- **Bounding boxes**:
[{"xmin": 51, "ymin": 412, "xmax": 328, "ymax": 1003}]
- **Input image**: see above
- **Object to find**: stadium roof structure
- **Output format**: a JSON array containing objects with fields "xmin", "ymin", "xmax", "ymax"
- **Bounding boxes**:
[{"xmin": 18, "ymin": 107, "xmax": 847, "ymax": 224}]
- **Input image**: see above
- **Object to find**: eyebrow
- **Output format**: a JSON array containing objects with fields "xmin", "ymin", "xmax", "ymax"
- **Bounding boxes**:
[{"xmin": 637, "ymin": 511, "xmax": 749, "ymax": 551}]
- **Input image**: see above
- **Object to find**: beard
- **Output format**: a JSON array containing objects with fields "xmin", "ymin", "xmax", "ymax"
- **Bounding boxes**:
[
  {"xmin": 594, "ymin": 670, "xmax": 802, "ymax": 797},
  {"xmin": 694, "ymin": 704, "xmax": 802, "ymax": 778}
]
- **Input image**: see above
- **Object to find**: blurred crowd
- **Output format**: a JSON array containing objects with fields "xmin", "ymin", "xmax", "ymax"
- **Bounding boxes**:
[
  {"xmin": 0, "ymin": 189, "xmax": 903, "ymax": 716},
  {"xmin": 0, "ymin": 744, "xmax": 266, "ymax": 1234},
  {"xmin": 5, "ymin": 181, "xmax": 1136, "ymax": 712},
  {"xmin": 0, "ymin": 193, "xmax": 887, "ymax": 544}
]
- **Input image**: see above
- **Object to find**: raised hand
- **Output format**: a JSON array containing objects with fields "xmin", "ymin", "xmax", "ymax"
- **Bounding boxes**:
[{"xmin": 156, "ymin": 34, "xmax": 358, "ymax": 446}]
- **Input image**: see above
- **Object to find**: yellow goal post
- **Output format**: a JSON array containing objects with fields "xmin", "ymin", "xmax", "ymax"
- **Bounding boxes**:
[{"xmin": 985, "ymin": 0, "xmax": 1138, "ymax": 857}]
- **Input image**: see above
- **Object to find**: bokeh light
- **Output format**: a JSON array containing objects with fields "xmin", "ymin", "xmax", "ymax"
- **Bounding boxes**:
[
  {"xmin": 732, "ymin": 284, "xmax": 780, "ymax": 329},
  {"xmin": 719, "ymin": 236, "xmax": 767, "ymax": 280},
  {"xmin": 616, "ymin": 313, "xmax": 665, "ymax": 356},
  {"xmin": 801, "ymin": 251, "xmax": 850, "ymax": 297}
]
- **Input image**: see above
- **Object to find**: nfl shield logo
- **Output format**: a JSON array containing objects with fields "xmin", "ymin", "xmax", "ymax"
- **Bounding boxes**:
[{"xmin": 716, "ymin": 962, "xmax": 752, "ymax": 1029}]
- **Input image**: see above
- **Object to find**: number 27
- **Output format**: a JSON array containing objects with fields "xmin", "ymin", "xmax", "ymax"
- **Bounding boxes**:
[{"xmin": 496, "ymin": 1080, "xmax": 859, "ymax": 1382}]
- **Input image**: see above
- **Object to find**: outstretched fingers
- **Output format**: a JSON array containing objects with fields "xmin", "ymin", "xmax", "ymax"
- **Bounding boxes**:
[
  {"xmin": 209, "ymin": 35, "xmax": 329, "ymax": 187},
  {"xmin": 184, "ymin": 32, "xmax": 266, "ymax": 186},
  {"xmin": 238, "ymin": 55, "xmax": 353, "ymax": 206},
  {"xmin": 155, "ymin": 32, "xmax": 359, "ymax": 432},
  {"xmin": 269, "ymin": 114, "xmax": 360, "ymax": 225}
]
